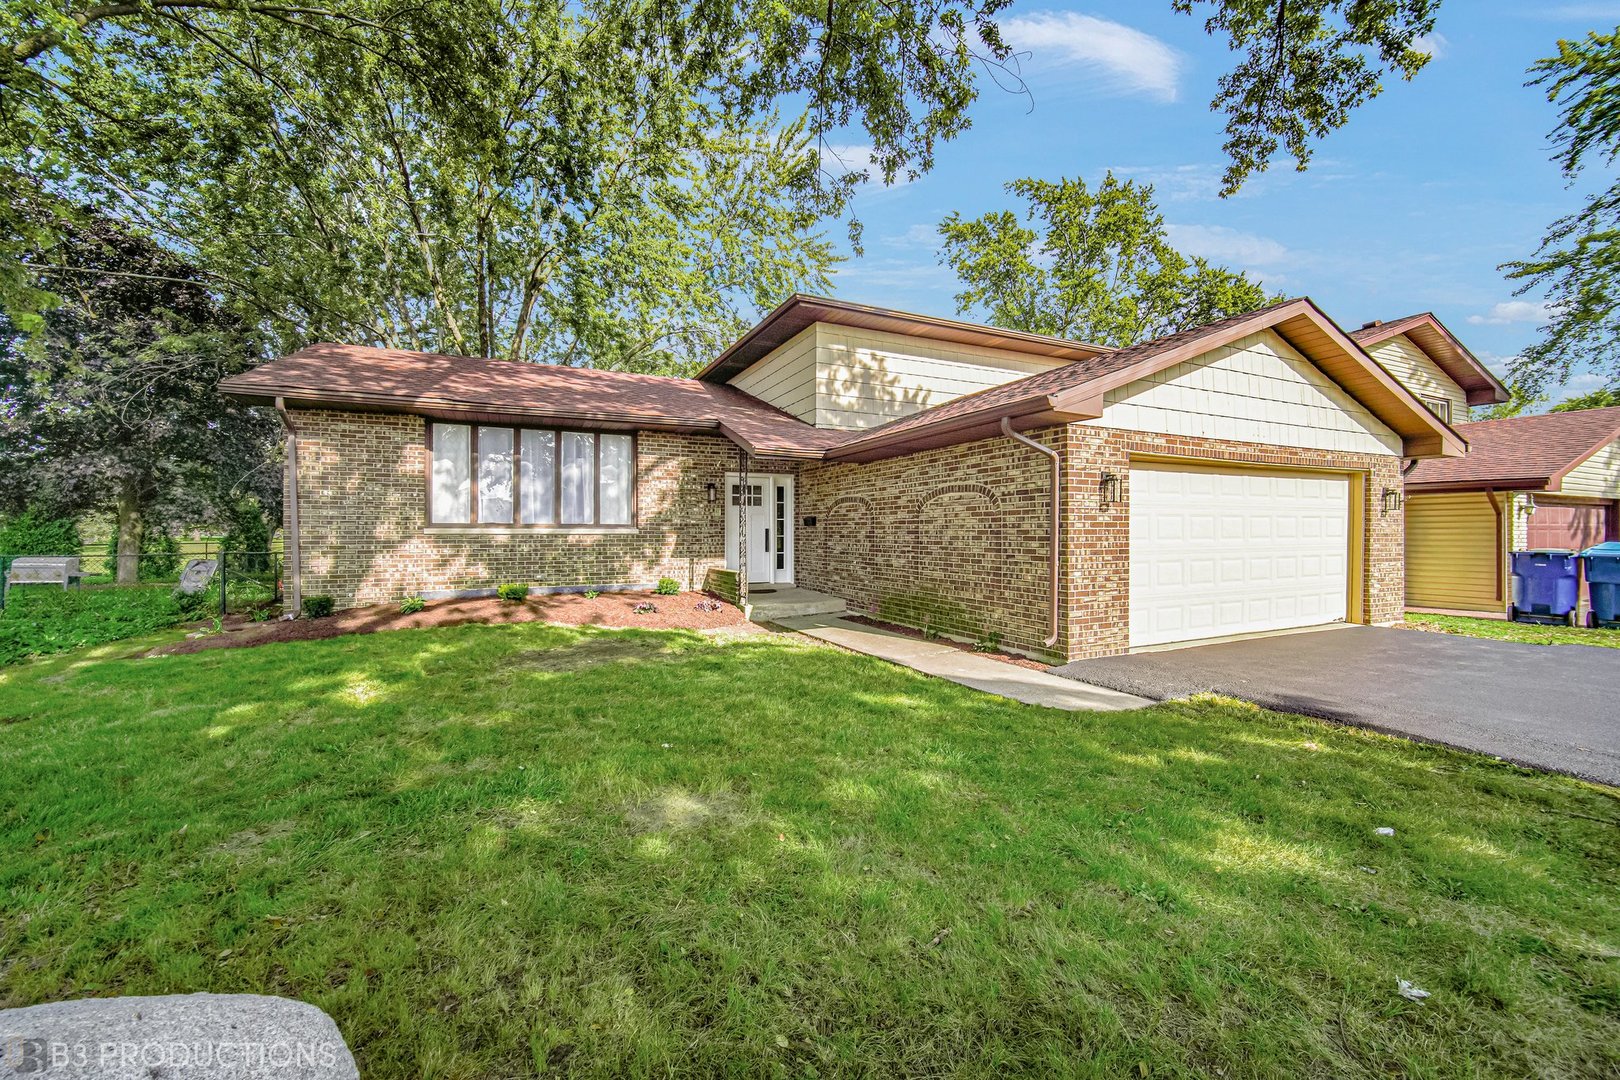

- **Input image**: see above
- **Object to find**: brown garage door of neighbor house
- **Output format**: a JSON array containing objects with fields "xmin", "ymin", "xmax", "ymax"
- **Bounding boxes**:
[{"xmin": 1526, "ymin": 503, "xmax": 1609, "ymax": 551}]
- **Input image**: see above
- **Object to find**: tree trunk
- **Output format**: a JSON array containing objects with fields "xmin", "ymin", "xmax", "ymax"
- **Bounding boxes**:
[{"xmin": 115, "ymin": 476, "xmax": 143, "ymax": 586}]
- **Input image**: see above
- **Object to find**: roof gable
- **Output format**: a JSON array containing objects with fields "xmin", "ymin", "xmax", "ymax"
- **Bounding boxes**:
[
  {"xmin": 829, "ymin": 298, "xmax": 1466, "ymax": 462},
  {"xmin": 1350, "ymin": 314, "xmax": 1509, "ymax": 406}
]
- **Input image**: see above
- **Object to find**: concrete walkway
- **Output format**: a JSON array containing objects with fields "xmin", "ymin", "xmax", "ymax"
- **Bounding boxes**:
[{"xmin": 774, "ymin": 614, "xmax": 1153, "ymax": 712}]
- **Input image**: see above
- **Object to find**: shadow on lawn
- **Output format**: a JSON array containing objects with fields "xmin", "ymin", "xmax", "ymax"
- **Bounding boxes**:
[{"xmin": 2, "ymin": 623, "xmax": 1617, "ymax": 1078}]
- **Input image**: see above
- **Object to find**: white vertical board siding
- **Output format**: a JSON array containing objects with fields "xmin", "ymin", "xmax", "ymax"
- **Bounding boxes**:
[
  {"xmin": 1129, "ymin": 464, "xmax": 1350, "ymax": 647},
  {"xmin": 727, "ymin": 324, "xmax": 819, "ymax": 422},
  {"xmin": 1365, "ymin": 334, "xmax": 1468, "ymax": 420},
  {"xmin": 1558, "ymin": 438, "xmax": 1620, "ymax": 498},
  {"xmin": 813, "ymin": 327, "xmax": 1069, "ymax": 430},
  {"xmin": 1092, "ymin": 330, "xmax": 1402, "ymax": 456}
]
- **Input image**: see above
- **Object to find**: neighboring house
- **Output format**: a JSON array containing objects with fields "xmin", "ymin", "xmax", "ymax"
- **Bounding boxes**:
[
  {"xmin": 220, "ymin": 295, "xmax": 1464, "ymax": 661},
  {"xmin": 1401, "ymin": 407, "xmax": 1620, "ymax": 614}
]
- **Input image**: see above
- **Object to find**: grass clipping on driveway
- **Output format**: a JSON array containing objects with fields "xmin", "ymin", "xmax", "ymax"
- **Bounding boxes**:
[{"xmin": 1, "ymin": 624, "xmax": 1616, "ymax": 1078}]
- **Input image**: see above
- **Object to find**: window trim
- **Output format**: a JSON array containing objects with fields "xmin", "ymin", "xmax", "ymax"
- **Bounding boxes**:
[
  {"xmin": 425, "ymin": 420, "xmax": 638, "ymax": 530},
  {"xmin": 1421, "ymin": 396, "xmax": 1453, "ymax": 425}
]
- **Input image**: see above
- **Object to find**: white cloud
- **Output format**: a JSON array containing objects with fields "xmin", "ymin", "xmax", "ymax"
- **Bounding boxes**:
[
  {"xmin": 1165, "ymin": 223, "xmax": 1291, "ymax": 268},
  {"xmin": 1412, "ymin": 32, "xmax": 1447, "ymax": 59},
  {"xmin": 819, "ymin": 143, "xmax": 914, "ymax": 190},
  {"xmin": 1000, "ymin": 12, "xmax": 1183, "ymax": 102},
  {"xmin": 883, "ymin": 223, "xmax": 940, "ymax": 248},
  {"xmin": 1467, "ymin": 300, "xmax": 1551, "ymax": 326}
]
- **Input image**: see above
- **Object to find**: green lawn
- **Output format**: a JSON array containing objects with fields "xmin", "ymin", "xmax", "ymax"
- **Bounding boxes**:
[
  {"xmin": 1, "ymin": 624, "xmax": 1616, "ymax": 1078},
  {"xmin": 1405, "ymin": 610, "xmax": 1620, "ymax": 648}
]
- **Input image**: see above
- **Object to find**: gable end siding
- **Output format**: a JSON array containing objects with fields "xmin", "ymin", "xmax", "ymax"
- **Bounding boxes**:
[
  {"xmin": 1558, "ymin": 437, "xmax": 1620, "ymax": 498},
  {"xmin": 727, "ymin": 324, "xmax": 818, "ymax": 423},
  {"xmin": 1366, "ymin": 334, "xmax": 1468, "ymax": 420},
  {"xmin": 1088, "ymin": 329, "xmax": 1402, "ymax": 456}
]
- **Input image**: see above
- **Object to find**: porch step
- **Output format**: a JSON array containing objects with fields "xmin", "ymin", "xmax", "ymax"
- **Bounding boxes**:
[{"xmin": 746, "ymin": 587, "xmax": 848, "ymax": 620}]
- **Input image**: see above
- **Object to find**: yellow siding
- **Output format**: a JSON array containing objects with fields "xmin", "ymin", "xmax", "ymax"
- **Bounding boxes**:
[
  {"xmin": 727, "ymin": 324, "xmax": 818, "ymax": 422},
  {"xmin": 1090, "ymin": 330, "xmax": 1402, "ymax": 456},
  {"xmin": 1367, "ymin": 334, "xmax": 1467, "ymax": 422},
  {"xmin": 1557, "ymin": 437, "xmax": 1620, "ymax": 498},
  {"xmin": 1405, "ymin": 492, "xmax": 1503, "ymax": 611}
]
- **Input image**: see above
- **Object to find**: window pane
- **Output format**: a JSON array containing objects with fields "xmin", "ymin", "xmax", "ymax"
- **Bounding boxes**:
[
  {"xmin": 519, "ymin": 430, "xmax": 556, "ymax": 524},
  {"xmin": 561, "ymin": 432, "xmax": 596, "ymax": 524},
  {"xmin": 431, "ymin": 424, "xmax": 471, "ymax": 523},
  {"xmin": 598, "ymin": 434, "xmax": 633, "ymax": 525},
  {"xmin": 477, "ymin": 426, "xmax": 514, "ymax": 523}
]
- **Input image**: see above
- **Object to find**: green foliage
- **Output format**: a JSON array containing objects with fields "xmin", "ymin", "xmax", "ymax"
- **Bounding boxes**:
[
  {"xmin": 1504, "ymin": 30, "xmax": 1620, "ymax": 396},
  {"xmin": 300, "ymin": 595, "xmax": 335, "ymax": 619},
  {"xmin": 1172, "ymin": 0, "xmax": 1440, "ymax": 195},
  {"xmin": 940, "ymin": 174, "xmax": 1274, "ymax": 347},
  {"xmin": 583, "ymin": 590, "xmax": 601, "ymax": 600},
  {"xmin": 400, "ymin": 595, "xmax": 427, "ymax": 614},
  {"xmin": 0, "ymin": 586, "xmax": 183, "ymax": 665},
  {"xmin": 104, "ymin": 528, "xmax": 181, "ymax": 581},
  {"xmin": 654, "ymin": 577, "xmax": 681, "ymax": 596},
  {"xmin": 220, "ymin": 499, "xmax": 272, "ymax": 573},
  {"xmin": 1553, "ymin": 386, "xmax": 1620, "ymax": 412},
  {"xmin": 496, "ymin": 583, "xmax": 529, "ymax": 602},
  {"xmin": 1404, "ymin": 611, "xmax": 1620, "ymax": 649},
  {"xmin": 0, "ymin": 507, "xmax": 80, "ymax": 556}
]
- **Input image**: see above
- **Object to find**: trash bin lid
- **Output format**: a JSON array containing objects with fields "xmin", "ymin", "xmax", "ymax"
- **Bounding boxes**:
[
  {"xmin": 1579, "ymin": 541, "xmax": 1620, "ymax": 557},
  {"xmin": 1517, "ymin": 548, "xmax": 1575, "ymax": 556}
]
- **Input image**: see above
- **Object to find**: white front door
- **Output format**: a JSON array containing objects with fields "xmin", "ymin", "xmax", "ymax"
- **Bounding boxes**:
[
  {"xmin": 725, "ymin": 473, "xmax": 794, "ymax": 584},
  {"xmin": 1129, "ymin": 463, "xmax": 1350, "ymax": 648}
]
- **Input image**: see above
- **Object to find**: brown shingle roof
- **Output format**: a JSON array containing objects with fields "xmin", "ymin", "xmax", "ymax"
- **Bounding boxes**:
[
  {"xmin": 1405, "ymin": 406, "xmax": 1620, "ymax": 490},
  {"xmin": 1349, "ymin": 313, "xmax": 1509, "ymax": 405},
  {"xmin": 219, "ymin": 343, "xmax": 846, "ymax": 458}
]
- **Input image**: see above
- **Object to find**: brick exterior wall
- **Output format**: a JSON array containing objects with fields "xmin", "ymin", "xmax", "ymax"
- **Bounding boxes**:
[
  {"xmin": 286, "ymin": 409, "xmax": 763, "ymax": 607},
  {"xmin": 287, "ymin": 408, "xmax": 1404, "ymax": 663},
  {"xmin": 796, "ymin": 432, "xmax": 1058, "ymax": 655}
]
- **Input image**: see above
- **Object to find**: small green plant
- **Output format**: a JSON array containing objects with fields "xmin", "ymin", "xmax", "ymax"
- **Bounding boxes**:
[
  {"xmin": 583, "ymin": 590, "xmax": 601, "ymax": 600},
  {"xmin": 975, "ymin": 629, "xmax": 1002, "ymax": 653},
  {"xmin": 654, "ymin": 577, "xmax": 681, "ymax": 596},
  {"xmin": 400, "ymin": 595, "xmax": 427, "ymax": 614},
  {"xmin": 301, "ymin": 595, "xmax": 335, "ymax": 619},
  {"xmin": 496, "ymin": 583, "xmax": 529, "ymax": 602}
]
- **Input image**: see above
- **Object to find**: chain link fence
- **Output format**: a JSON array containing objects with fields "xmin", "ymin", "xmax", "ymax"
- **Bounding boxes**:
[{"xmin": 0, "ymin": 548, "xmax": 284, "ymax": 617}]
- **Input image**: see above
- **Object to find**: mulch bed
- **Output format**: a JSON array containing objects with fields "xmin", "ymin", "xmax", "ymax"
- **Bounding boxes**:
[
  {"xmin": 150, "ymin": 591, "xmax": 750, "ymax": 656},
  {"xmin": 840, "ymin": 614, "xmax": 1052, "ymax": 671}
]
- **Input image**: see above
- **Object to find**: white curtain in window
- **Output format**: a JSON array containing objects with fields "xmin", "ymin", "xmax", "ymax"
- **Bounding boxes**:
[
  {"xmin": 561, "ymin": 431, "xmax": 595, "ymax": 524},
  {"xmin": 598, "ymin": 434, "xmax": 633, "ymax": 525},
  {"xmin": 477, "ymin": 426, "xmax": 514, "ymax": 523},
  {"xmin": 431, "ymin": 424, "xmax": 471, "ymax": 523},
  {"xmin": 519, "ymin": 429, "xmax": 556, "ymax": 524}
]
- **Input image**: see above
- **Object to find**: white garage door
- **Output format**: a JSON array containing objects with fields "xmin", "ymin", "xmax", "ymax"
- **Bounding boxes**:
[{"xmin": 1129, "ymin": 463, "xmax": 1350, "ymax": 648}]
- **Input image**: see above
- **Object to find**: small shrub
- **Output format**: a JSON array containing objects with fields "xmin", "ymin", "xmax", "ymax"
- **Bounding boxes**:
[
  {"xmin": 496, "ymin": 583, "xmax": 529, "ymax": 602},
  {"xmin": 975, "ymin": 630, "xmax": 1002, "ymax": 653},
  {"xmin": 632, "ymin": 601, "xmax": 658, "ymax": 614},
  {"xmin": 0, "ymin": 508, "xmax": 82, "ymax": 557},
  {"xmin": 301, "ymin": 595, "xmax": 335, "ymax": 619},
  {"xmin": 583, "ymin": 590, "xmax": 601, "ymax": 600},
  {"xmin": 400, "ymin": 595, "xmax": 426, "ymax": 614},
  {"xmin": 654, "ymin": 577, "xmax": 681, "ymax": 596}
]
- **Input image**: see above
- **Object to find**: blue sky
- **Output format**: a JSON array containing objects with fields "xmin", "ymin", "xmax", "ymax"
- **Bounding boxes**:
[{"xmin": 821, "ymin": 1, "xmax": 1620, "ymax": 406}]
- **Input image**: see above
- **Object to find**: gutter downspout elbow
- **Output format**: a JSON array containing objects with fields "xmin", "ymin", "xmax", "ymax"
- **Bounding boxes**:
[
  {"xmin": 274, "ymin": 397, "xmax": 302, "ymax": 617},
  {"xmin": 1001, "ymin": 417, "xmax": 1061, "ymax": 650}
]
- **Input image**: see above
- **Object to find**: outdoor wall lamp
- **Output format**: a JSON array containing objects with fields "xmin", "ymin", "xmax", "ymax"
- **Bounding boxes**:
[
  {"xmin": 1382, "ymin": 487, "xmax": 1403, "ymax": 515},
  {"xmin": 705, "ymin": 481, "xmax": 718, "ymax": 503},
  {"xmin": 1099, "ymin": 472, "xmax": 1122, "ymax": 508}
]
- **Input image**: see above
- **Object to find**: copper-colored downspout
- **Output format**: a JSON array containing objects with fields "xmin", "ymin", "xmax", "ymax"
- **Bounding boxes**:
[
  {"xmin": 274, "ymin": 397, "xmax": 302, "ymax": 616},
  {"xmin": 1001, "ymin": 417, "xmax": 1060, "ymax": 649}
]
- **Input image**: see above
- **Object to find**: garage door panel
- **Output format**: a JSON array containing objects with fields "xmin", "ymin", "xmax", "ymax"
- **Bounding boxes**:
[{"xmin": 1130, "ymin": 464, "xmax": 1351, "ymax": 648}]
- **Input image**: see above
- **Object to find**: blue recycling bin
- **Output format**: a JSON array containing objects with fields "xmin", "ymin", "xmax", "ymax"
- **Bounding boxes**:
[
  {"xmin": 1579, "ymin": 541, "xmax": 1620, "ymax": 629},
  {"xmin": 1509, "ymin": 549, "xmax": 1580, "ymax": 626}
]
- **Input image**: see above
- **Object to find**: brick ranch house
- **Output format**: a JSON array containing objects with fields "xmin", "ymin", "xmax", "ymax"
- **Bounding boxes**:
[{"xmin": 220, "ymin": 295, "xmax": 1472, "ymax": 662}]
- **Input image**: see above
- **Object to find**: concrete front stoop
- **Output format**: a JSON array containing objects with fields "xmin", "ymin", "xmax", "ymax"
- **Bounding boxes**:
[
  {"xmin": 774, "ymin": 613, "xmax": 1153, "ymax": 712},
  {"xmin": 745, "ymin": 586, "xmax": 849, "ymax": 621}
]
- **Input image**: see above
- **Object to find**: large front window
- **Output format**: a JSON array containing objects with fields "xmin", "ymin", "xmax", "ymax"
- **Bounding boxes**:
[{"xmin": 429, "ymin": 422, "xmax": 634, "ymax": 526}]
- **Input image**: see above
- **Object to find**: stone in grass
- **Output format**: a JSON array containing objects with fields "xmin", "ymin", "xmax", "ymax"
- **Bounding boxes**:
[{"xmin": 0, "ymin": 993, "xmax": 358, "ymax": 1079}]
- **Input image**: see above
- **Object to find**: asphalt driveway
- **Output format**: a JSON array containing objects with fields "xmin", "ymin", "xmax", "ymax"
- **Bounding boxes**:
[{"xmin": 1051, "ymin": 625, "xmax": 1620, "ymax": 786}]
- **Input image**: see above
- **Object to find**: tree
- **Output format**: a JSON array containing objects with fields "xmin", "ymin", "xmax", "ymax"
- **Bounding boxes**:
[
  {"xmin": 1503, "ymin": 29, "xmax": 1620, "ymax": 398},
  {"xmin": 0, "ymin": 203, "xmax": 279, "ymax": 584},
  {"xmin": 1552, "ymin": 386, "xmax": 1620, "ymax": 412},
  {"xmin": 0, "ymin": 2, "xmax": 1445, "ymax": 364},
  {"xmin": 938, "ymin": 174, "xmax": 1274, "ymax": 347}
]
